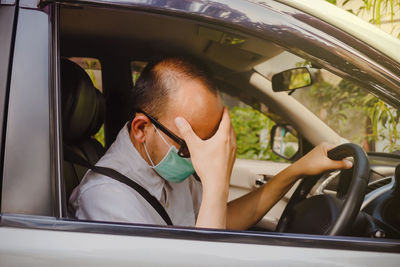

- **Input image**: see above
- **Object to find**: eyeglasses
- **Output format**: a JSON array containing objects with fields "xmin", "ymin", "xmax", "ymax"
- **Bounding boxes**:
[{"xmin": 137, "ymin": 109, "xmax": 190, "ymax": 158}]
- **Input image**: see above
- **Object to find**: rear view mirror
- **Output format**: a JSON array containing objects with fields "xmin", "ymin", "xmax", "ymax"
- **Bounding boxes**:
[
  {"xmin": 271, "ymin": 67, "xmax": 313, "ymax": 92},
  {"xmin": 270, "ymin": 124, "xmax": 299, "ymax": 160}
]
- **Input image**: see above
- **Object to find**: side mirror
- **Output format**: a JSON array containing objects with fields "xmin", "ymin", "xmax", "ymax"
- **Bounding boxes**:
[
  {"xmin": 271, "ymin": 67, "xmax": 314, "ymax": 92},
  {"xmin": 270, "ymin": 124, "xmax": 299, "ymax": 160}
]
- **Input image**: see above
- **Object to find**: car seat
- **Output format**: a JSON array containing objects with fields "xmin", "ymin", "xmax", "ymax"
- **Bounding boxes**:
[{"xmin": 61, "ymin": 58, "xmax": 105, "ymax": 199}]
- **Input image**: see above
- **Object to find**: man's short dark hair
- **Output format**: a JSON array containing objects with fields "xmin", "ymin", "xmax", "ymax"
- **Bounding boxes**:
[{"xmin": 131, "ymin": 57, "xmax": 218, "ymax": 118}]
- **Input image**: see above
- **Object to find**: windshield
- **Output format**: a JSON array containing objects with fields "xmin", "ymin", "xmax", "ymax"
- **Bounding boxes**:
[
  {"xmin": 255, "ymin": 52, "xmax": 400, "ymax": 154},
  {"xmin": 291, "ymin": 68, "xmax": 400, "ymax": 154}
]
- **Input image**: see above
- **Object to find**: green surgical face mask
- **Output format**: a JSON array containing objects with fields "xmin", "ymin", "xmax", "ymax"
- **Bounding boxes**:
[{"xmin": 143, "ymin": 125, "xmax": 195, "ymax": 183}]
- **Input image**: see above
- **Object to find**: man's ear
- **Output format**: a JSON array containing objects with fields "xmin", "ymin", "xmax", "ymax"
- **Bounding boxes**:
[{"xmin": 130, "ymin": 114, "xmax": 151, "ymax": 143}]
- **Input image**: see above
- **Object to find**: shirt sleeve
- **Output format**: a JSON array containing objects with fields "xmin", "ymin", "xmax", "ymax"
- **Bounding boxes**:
[
  {"xmin": 75, "ymin": 182, "xmax": 165, "ymax": 225},
  {"xmin": 189, "ymin": 177, "xmax": 203, "ymax": 220}
]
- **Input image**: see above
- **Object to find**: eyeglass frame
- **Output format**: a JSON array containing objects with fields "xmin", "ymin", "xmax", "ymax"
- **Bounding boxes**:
[{"xmin": 134, "ymin": 109, "xmax": 190, "ymax": 158}]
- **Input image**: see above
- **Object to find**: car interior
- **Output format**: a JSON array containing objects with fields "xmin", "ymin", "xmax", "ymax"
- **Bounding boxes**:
[
  {"xmin": 61, "ymin": 58, "xmax": 105, "ymax": 199},
  {"xmin": 60, "ymin": 4, "xmax": 324, "ymax": 229},
  {"xmin": 59, "ymin": 4, "xmax": 400, "ymax": 238}
]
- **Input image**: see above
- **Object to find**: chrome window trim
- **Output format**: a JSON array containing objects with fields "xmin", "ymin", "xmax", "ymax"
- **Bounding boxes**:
[
  {"xmin": 1, "ymin": 213, "xmax": 400, "ymax": 253},
  {"xmin": 49, "ymin": 3, "xmax": 64, "ymax": 218}
]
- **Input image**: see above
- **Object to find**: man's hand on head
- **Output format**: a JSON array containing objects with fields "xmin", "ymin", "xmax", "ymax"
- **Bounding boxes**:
[
  {"xmin": 174, "ymin": 107, "xmax": 236, "ymax": 229},
  {"xmin": 174, "ymin": 107, "xmax": 236, "ymax": 189}
]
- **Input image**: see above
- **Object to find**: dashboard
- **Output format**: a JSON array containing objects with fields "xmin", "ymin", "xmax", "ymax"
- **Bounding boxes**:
[{"xmin": 316, "ymin": 153, "xmax": 400, "ymax": 239}]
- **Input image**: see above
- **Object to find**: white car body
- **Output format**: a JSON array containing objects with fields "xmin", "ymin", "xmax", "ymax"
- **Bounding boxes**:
[{"xmin": 0, "ymin": 0, "xmax": 399, "ymax": 266}]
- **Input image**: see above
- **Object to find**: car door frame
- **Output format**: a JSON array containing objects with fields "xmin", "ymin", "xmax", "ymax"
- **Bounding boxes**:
[
  {"xmin": 0, "ymin": 0, "xmax": 18, "ymax": 209},
  {"xmin": 47, "ymin": 0, "xmax": 400, "ymax": 253}
]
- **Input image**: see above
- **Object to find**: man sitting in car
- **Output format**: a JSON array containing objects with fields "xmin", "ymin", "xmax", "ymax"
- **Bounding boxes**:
[{"xmin": 69, "ymin": 57, "xmax": 352, "ymax": 229}]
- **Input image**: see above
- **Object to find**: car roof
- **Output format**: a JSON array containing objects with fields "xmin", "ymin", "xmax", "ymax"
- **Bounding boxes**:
[
  {"xmin": 54, "ymin": 0, "xmax": 400, "ymax": 64},
  {"xmin": 273, "ymin": 0, "xmax": 400, "ymax": 63},
  {"xmin": 57, "ymin": 0, "xmax": 400, "ymax": 108}
]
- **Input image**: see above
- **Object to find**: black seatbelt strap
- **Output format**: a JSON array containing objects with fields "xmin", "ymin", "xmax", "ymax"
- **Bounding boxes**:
[{"xmin": 64, "ymin": 146, "xmax": 173, "ymax": 226}]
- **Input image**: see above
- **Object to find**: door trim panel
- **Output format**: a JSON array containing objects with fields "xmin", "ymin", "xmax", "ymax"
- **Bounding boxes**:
[{"xmin": 1, "ymin": 213, "xmax": 399, "ymax": 253}]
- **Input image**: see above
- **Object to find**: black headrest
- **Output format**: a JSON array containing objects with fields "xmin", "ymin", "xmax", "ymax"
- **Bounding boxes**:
[{"xmin": 61, "ymin": 58, "xmax": 104, "ymax": 144}]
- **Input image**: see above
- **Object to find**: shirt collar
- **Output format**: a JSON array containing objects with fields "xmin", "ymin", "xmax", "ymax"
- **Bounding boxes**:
[{"xmin": 112, "ymin": 123, "xmax": 166, "ymax": 201}]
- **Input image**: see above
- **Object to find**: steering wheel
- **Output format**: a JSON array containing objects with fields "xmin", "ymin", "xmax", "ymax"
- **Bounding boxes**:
[{"xmin": 275, "ymin": 143, "xmax": 370, "ymax": 236}]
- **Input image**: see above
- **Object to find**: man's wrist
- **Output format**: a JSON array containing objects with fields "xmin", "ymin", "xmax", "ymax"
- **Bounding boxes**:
[
  {"xmin": 281, "ymin": 161, "xmax": 303, "ymax": 183},
  {"xmin": 202, "ymin": 181, "xmax": 229, "ymax": 203}
]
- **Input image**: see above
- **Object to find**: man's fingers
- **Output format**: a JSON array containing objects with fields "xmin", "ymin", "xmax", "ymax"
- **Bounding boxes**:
[
  {"xmin": 322, "ymin": 143, "xmax": 353, "ymax": 170},
  {"xmin": 215, "ymin": 107, "xmax": 232, "ymax": 135},
  {"xmin": 322, "ymin": 142, "xmax": 336, "ymax": 152},
  {"xmin": 330, "ymin": 159, "xmax": 353, "ymax": 170},
  {"xmin": 343, "ymin": 159, "xmax": 353, "ymax": 169},
  {"xmin": 175, "ymin": 117, "xmax": 200, "ymax": 145}
]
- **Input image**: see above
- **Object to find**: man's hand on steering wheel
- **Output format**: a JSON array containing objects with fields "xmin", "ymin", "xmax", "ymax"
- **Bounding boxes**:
[
  {"xmin": 276, "ymin": 143, "xmax": 370, "ymax": 236},
  {"xmin": 291, "ymin": 142, "xmax": 353, "ymax": 177}
]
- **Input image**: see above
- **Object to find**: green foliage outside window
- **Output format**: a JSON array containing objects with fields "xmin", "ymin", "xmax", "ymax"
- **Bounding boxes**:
[
  {"xmin": 79, "ymin": 58, "xmax": 105, "ymax": 146},
  {"xmin": 85, "ymin": 60, "xmax": 100, "ymax": 89},
  {"xmin": 294, "ymin": 72, "xmax": 400, "ymax": 153},
  {"xmin": 229, "ymin": 106, "xmax": 286, "ymax": 162},
  {"xmin": 326, "ymin": 0, "xmax": 400, "ymax": 38},
  {"xmin": 94, "ymin": 124, "xmax": 105, "ymax": 146}
]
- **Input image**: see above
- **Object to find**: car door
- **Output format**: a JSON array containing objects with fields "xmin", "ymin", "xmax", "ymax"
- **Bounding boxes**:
[
  {"xmin": 0, "ymin": 1, "xmax": 17, "ymax": 176},
  {"xmin": 1, "ymin": 1, "xmax": 400, "ymax": 266},
  {"xmin": 226, "ymin": 97, "xmax": 293, "ymax": 230},
  {"xmin": 230, "ymin": 158, "xmax": 291, "ymax": 229}
]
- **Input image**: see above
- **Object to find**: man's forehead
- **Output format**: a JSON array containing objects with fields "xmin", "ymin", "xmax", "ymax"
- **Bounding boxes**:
[
  {"xmin": 162, "ymin": 78, "xmax": 223, "ymax": 140},
  {"xmin": 189, "ymin": 107, "xmax": 223, "ymax": 140}
]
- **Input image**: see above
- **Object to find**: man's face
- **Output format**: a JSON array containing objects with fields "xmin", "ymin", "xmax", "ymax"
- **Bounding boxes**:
[{"xmin": 144, "ymin": 78, "xmax": 224, "ymax": 165}]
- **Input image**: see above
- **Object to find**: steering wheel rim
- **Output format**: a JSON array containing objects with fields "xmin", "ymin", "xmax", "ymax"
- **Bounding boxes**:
[{"xmin": 276, "ymin": 143, "xmax": 370, "ymax": 236}]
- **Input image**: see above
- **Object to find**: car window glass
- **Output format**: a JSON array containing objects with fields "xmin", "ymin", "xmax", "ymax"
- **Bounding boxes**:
[
  {"xmin": 221, "ymin": 93, "xmax": 287, "ymax": 162},
  {"xmin": 291, "ymin": 68, "xmax": 400, "ymax": 154},
  {"xmin": 257, "ymin": 52, "xmax": 399, "ymax": 154},
  {"xmin": 69, "ymin": 57, "xmax": 102, "ymax": 91},
  {"xmin": 131, "ymin": 61, "xmax": 147, "ymax": 85},
  {"xmin": 68, "ymin": 57, "xmax": 104, "ymax": 146}
]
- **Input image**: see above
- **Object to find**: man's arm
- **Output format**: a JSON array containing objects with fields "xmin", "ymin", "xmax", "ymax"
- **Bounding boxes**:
[
  {"xmin": 226, "ymin": 163, "xmax": 298, "ymax": 230},
  {"xmin": 175, "ymin": 107, "xmax": 235, "ymax": 229},
  {"xmin": 226, "ymin": 142, "xmax": 353, "ymax": 230},
  {"xmin": 175, "ymin": 109, "xmax": 352, "ymax": 230}
]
